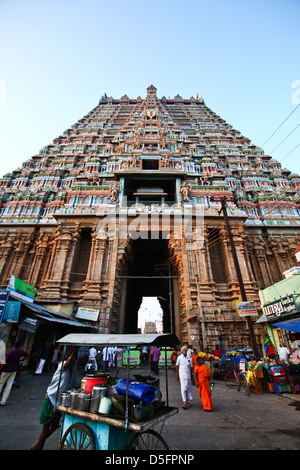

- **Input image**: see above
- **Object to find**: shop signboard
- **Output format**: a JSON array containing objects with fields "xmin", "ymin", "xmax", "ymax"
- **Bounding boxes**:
[
  {"xmin": 262, "ymin": 295, "xmax": 297, "ymax": 320},
  {"xmin": 18, "ymin": 316, "xmax": 39, "ymax": 333},
  {"xmin": 236, "ymin": 301, "xmax": 258, "ymax": 317},
  {"xmin": 0, "ymin": 290, "xmax": 9, "ymax": 323},
  {"xmin": 76, "ymin": 307, "xmax": 99, "ymax": 322},
  {"xmin": 158, "ymin": 349, "xmax": 173, "ymax": 367},
  {"xmin": 7, "ymin": 275, "xmax": 37, "ymax": 303},
  {"xmin": 122, "ymin": 349, "xmax": 140, "ymax": 367},
  {"xmin": 2, "ymin": 301, "xmax": 21, "ymax": 323}
]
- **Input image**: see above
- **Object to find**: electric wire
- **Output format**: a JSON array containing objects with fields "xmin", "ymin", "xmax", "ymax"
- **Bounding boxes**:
[
  {"xmin": 270, "ymin": 122, "xmax": 300, "ymax": 154},
  {"xmin": 261, "ymin": 103, "xmax": 300, "ymax": 148},
  {"xmin": 279, "ymin": 143, "xmax": 300, "ymax": 164}
]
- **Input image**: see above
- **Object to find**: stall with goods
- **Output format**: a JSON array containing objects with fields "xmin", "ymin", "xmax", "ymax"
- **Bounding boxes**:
[
  {"xmin": 55, "ymin": 333, "xmax": 180, "ymax": 450},
  {"xmin": 222, "ymin": 349, "xmax": 254, "ymax": 375},
  {"xmin": 263, "ymin": 360, "xmax": 300, "ymax": 395},
  {"xmin": 246, "ymin": 361, "xmax": 264, "ymax": 394}
]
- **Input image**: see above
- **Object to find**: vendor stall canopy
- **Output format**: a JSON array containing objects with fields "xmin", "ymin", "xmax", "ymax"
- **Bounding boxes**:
[
  {"xmin": 272, "ymin": 318, "xmax": 300, "ymax": 333},
  {"xmin": 57, "ymin": 333, "xmax": 180, "ymax": 347}
]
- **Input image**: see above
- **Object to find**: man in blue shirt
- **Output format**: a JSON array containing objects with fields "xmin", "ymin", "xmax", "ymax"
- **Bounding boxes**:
[{"xmin": 31, "ymin": 346, "xmax": 79, "ymax": 450}]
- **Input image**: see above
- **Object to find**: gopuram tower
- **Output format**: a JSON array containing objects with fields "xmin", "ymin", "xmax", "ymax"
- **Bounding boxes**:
[{"xmin": 1, "ymin": 85, "xmax": 300, "ymax": 352}]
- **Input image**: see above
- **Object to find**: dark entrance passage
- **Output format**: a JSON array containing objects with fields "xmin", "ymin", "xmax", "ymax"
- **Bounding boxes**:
[{"xmin": 122, "ymin": 239, "xmax": 173, "ymax": 334}]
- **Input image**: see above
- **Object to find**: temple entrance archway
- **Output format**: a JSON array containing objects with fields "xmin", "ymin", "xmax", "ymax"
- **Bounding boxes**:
[{"xmin": 118, "ymin": 238, "xmax": 176, "ymax": 334}]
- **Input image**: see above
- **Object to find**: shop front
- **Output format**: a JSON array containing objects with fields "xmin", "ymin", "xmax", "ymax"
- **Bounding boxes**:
[
  {"xmin": 257, "ymin": 271, "xmax": 300, "ymax": 394},
  {"xmin": 1, "ymin": 291, "xmax": 96, "ymax": 372}
]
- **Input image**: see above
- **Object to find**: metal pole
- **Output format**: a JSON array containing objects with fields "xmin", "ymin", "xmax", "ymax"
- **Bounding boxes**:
[
  {"xmin": 168, "ymin": 264, "xmax": 173, "ymax": 334},
  {"xmin": 195, "ymin": 272, "xmax": 207, "ymax": 349},
  {"xmin": 125, "ymin": 346, "xmax": 130, "ymax": 431},
  {"xmin": 164, "ymin": 347, "xmax": 169, "ymax": 406},
  {"xmin": 220, "ymin": 197, "xmax": 260, "ymax": 360},
  {"xmin": 55, "ymin": 345, "xmax": 66, "ymax": 407},
  {"xmin": 195, "ymin": 249, "xmax": 207, "ymax": 349}
]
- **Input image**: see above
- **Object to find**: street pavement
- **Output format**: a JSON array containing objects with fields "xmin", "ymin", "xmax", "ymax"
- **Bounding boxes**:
[{"xmin": 0, "ymin": 363, "xmax": 299, "ymax": 451}]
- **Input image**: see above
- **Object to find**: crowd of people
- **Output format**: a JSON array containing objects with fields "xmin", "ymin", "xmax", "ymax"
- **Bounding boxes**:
[{"xmin": 1, "ymin": 333, "xmax": 299, "ymax": 450}]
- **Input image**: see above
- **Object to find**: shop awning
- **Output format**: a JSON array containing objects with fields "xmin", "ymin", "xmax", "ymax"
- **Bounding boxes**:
[
  {"xmin": 8, "ymin": 291, "xmax": 96, "ymax": 329},
  {"xmin": 255, "ymin": 313, "xmax": 268, "ymax": 323},
  {"xmin": 32, "ymin": 312, "xmax": 96, "ymax": 329},
  {"xmin": 57, "ymin": 333, "xmax": 180, "ymax": 347},
  {"xmin": 271, "ymin": 317, "xmax": 300, "ymax": 333}
]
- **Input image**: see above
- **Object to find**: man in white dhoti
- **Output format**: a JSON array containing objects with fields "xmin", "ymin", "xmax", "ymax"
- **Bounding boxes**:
[
  {"xmin": 176, "ymin": 346, "xmax": 193, "ymax": 409},
  {"xmin": 84, "ymin": 346, "xmax": 98, "ymax": 371}
]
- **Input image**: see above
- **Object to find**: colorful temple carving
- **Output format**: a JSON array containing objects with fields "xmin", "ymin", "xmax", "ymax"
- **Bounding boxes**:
[{"xmin": 1, "ymin": 85, "xmax": 299, "ymax": 351}]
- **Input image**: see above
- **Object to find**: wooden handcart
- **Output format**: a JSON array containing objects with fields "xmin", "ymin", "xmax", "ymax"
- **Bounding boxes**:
[{"xmin": 55, "ymin": 333, "xmax": 180, "ymax": 450}]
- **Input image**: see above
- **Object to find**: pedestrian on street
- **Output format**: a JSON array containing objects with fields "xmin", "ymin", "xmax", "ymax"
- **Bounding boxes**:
[
  {"xmin": 186, "ymin": 344, "xmax": 193, "ymax": 360},
  {"xmin": 176, "ymin": 345, "xmax": 193, "ymax": 409},
  {"xmin": 84, "ymin": 346, "xmax": 98, "ymax": 372},
  {"xmin": 31, "ymin": 346, "xmax": 79, "ymax": 450},
  {"xmin": 0, "ymin": 340, "xmax": 28, "ymax": 406},
  {"xmin": 191, "ymin": 348, "xmax": 198, "ymax": 385},
  {"xmin": 290, "ymin": 334, "xmax": 300, "ymax": 363},
  {"xmin": 141, "ymin": 345, "xmax": 149, "ymax": 364},
  {"xmin": 0, "ymin": 339, "xmax": 5, "ymax": 370},
  {"xmin": 278, "ymin": 344, "xmax": 290, "ymax": 364},
  {"xmin": 114, "ymin": 346, "xmax": 124, "ymax": 377},
  {"xmin": 194, "ymin": 355, "xmax": 212, "ymax": 412},
  {"xmin": 151, "ymin": 346, "xmax": 161, "ymax": 376},
  {"xmin": 0, "ymin": 324, "xmax": 6, "ymax": 369},
  {"xmin": 101, "ymin": 346, "xmax": 110, "ymax": 371},
  {"xmin": 171, "ymin": 349, "xmax": 178, "ymax": 370},
  {"xmin": 212, "ymin": 344, "xmax": 222, "ymax": 359},
  {"xmin": 35, "ymin": 341, "xmax": 51, "ymax": 375}
]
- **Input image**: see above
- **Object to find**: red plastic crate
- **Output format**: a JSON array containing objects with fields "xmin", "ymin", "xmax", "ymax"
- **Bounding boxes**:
[{"xmin": 272, "ymin": 376, "xmax": 288, "ymax": 384}]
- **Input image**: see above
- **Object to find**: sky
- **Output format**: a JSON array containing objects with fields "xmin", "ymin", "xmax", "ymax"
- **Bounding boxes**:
[{"xmin": 0, "ymin": 0, "xmax": 300, "ymax": 177}]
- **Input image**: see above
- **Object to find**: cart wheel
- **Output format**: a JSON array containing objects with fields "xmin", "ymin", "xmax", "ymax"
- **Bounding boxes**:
[
  {"xmin": 60, "ymin": 423, "xmax": 96, "ymax": 450},
  {"xmin": 240, "ymin": 374, "xmax": 251, "ymax": 396},
  {"xmin": 224, "ymin": 371, "xmax": 239, "ymax": 389},
  {"xmin": 127, "ymin": 430, "xmax": 169, "ymax": 450}
]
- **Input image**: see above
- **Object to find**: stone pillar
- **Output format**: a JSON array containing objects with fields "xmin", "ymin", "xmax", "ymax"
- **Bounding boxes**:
[
  {"xmin": 80, "ymin": 227, "xmax": 106, "ymax": 305},
  {"xmin": 0, "ymin": 234, "xmax": 14, "ymax": 284},
  {"xmin": 39, "ymin": 225, "xmax": 80, "ymax": 300},
  {"xmin": 27, "ymin": 232, "xmax": 51, "ymax": 288}
]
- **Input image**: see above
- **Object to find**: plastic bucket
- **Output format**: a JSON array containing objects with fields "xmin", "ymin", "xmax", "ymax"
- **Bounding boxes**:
[{"xmin": 85, "ymin": 375, "xmax": 109, "ymax": 393}]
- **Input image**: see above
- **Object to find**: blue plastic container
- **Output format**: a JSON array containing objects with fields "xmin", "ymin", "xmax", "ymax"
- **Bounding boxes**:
[{"xmin": 116, "ymin": 380, "xmax": 156, "ymax": 403}]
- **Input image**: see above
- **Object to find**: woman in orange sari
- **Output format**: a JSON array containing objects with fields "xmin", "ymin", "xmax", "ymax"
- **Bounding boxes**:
[{"xmin": 194, "ymin": 355, "xmax": 212, "ymax": 411}]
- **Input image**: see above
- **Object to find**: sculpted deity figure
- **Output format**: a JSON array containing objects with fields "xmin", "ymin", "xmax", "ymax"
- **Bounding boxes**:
[
  {"xmin": 161, "ymin": 155, "xmax": 171, "ymax": 168},
  {"xmin": 109, "ymin": 183, "xmax": 120, "ymax": 203},
  {"xmin": 130, "ymin": 155, "xmax": 139, "ymax": 167},
  {"xmin": 179, "ymin": 181, "xmax": 191, "ymax": 203}
]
